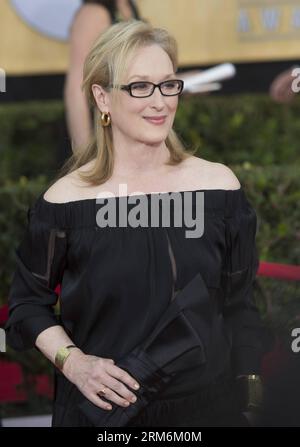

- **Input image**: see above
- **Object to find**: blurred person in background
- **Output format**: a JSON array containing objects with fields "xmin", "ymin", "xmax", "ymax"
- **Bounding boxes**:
[{"xmin": 64, "ymin": 0, "xmax": 141, "ymax": 152}]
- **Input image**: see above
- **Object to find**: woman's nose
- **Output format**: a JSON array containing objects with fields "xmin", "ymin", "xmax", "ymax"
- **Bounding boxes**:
[{"xmin": 150, "ymin": 86, "xmax": 165, "ymax": 107}]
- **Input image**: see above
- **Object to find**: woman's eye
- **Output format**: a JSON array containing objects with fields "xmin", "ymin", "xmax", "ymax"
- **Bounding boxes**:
[
  {"xmin": 132, "ymin": 83, "xmax": 149, "ymax": 90},
  {"xmin": 164, "ymin": 81, "xmax": 177, "ymax": 88}
]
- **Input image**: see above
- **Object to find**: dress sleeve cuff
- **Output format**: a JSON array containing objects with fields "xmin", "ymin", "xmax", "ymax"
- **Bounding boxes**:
[{"xmin": 7, "ymin": 315, "xmax": 60, "ymax": 351}]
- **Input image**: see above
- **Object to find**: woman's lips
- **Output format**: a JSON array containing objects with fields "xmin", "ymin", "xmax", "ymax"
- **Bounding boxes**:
[{"xmin": 143, "ymin": 116, "xmax": 167, "ymax": 125}]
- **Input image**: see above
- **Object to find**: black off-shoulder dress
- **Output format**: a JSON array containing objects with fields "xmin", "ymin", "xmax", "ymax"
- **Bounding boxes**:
[{"xmin": 5, "ymin": 187, "xmax": 264, "ymax": 427}]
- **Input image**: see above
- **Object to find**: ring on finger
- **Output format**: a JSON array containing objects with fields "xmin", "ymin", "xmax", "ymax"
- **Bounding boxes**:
[{"xmin": 97, "ymin": 387, "xmax": 108, "ymax": 397}]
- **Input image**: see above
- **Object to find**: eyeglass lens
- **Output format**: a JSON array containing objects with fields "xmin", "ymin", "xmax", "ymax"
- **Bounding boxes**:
[{"xmin": 131, "ymin": 80, "xmax": 182, "ymax": 96}]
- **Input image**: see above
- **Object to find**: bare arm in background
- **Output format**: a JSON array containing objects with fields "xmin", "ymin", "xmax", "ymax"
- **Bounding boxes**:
[{"xmin": 64, "ymin": 4, "xmax": 112, "ymax": 152}]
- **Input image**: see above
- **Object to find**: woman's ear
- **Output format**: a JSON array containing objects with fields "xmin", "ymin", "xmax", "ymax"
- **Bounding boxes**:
[{"xmin": 91, "ymin": 84, "xmax": 110, "ymax": 112}]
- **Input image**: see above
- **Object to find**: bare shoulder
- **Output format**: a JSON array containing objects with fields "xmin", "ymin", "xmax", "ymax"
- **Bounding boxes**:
[
  {"xmin": 183, "ymin": 156, "xmax": 241, "ymax": 190},
  {"xmin": 42, "ymin": 175, "xmax": 79, "ymax": 204},
  {"xmin": 43, "ymin": 161, "xmax": 96, "ymax": 203},
  {"xmin": 210, "ymin": 161, "xmax": 241, "ymax": 190}
]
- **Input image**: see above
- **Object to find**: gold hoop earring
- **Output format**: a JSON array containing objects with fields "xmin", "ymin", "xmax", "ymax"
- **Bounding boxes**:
[{"xmin": 100, "ymin": 111, "xmax": 111, "ymax": 127}]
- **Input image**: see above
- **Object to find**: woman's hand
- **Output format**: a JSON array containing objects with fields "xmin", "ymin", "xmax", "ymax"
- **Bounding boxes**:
[{"xmin": 62, "ymin": 348, "xmax": 140, "ymax": 411}]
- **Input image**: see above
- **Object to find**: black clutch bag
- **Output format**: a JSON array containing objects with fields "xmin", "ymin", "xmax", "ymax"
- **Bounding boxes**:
[{"xmin": 77, "ymin": 272, "xmax": 213, "ymax": 427}]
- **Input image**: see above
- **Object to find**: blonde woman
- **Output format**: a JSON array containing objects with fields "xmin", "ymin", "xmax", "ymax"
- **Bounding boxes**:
[{"xmin": 6, "ymin": 20, "xmax": 264, "ymax": 427}]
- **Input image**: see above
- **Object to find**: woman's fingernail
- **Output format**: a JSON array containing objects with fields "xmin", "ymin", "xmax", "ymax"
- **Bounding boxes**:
[{"xmin": 134, "ymin": 383, "xmax": 140, "ymax": 389}]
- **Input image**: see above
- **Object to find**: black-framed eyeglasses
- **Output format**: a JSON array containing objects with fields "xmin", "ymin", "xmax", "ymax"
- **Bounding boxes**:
[{"xmin": 108, "ymin": 79, "xmax": 184, "ymax": 98}]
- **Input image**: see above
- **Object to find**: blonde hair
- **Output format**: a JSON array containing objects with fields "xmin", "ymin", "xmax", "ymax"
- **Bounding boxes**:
[{"xmin": 56, "ymin": 19, "xmax": 196, "ymax": 186}]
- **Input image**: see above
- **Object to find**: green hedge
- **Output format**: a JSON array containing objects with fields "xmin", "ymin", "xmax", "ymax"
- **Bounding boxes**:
[
  {"xmin": 0, "ymin": 101, "xmax": 66, "ymax": 182},
  {"xmin": 176, "ymin": 94, "xmax": 300, "ymax": 166},
  {"xmin": 1, "ymin": 95, "xmax": 300, "ymax": 183}
]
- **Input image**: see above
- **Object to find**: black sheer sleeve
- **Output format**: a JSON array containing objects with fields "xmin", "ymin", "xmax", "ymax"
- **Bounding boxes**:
[
  {"xmin": 5, "ymin": 199, "xmax": 68, "ymax": 351},
  {"xmin": 221, "ymin": 189, "xmax": 264, "ymax": 376}
]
